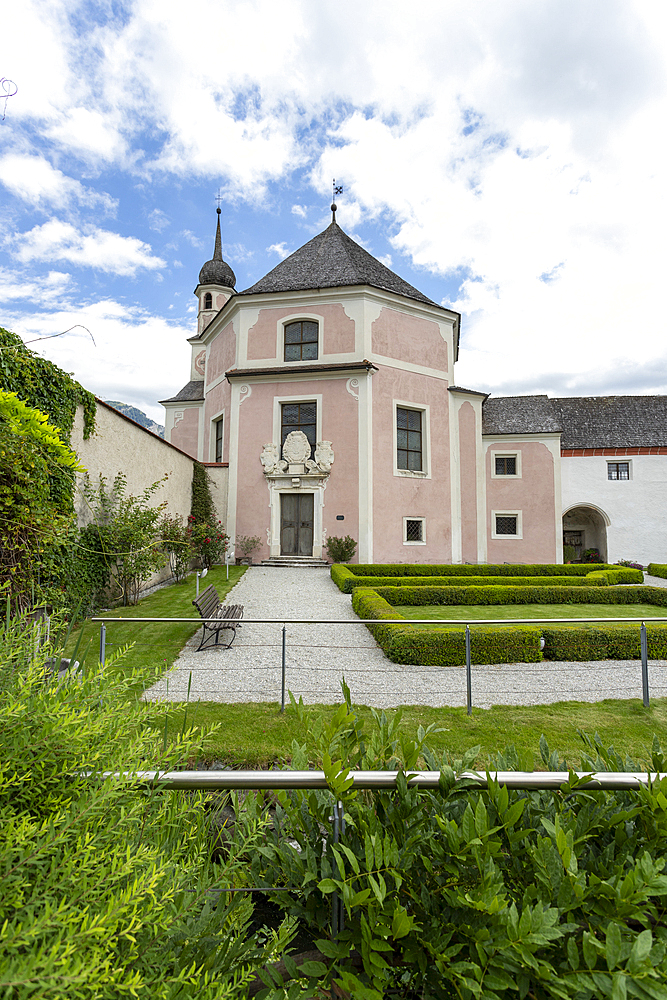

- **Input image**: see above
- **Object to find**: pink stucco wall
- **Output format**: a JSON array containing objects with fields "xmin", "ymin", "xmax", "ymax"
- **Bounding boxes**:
[
  {"xmin": 232, "ymin": 377, "xmax": 360, "ymax": 562},
  {"xmin": 371, "ymin": 366, "xmax": 451, "ymax": 563},
  {"xmin": 246, "ymin": 305, "xmax": 356, "ymax": 362},
  {"xmin": 371, "ymin": 309, "xmax": 447, "ymax": 371},
  {"xmin": 485, "ymin": 441, "xmax": 557, "ymax": 563},
  {"xmin": 203, "ymin": 380, "xmax": 231, "ymax": 463},
  {"xmin": 170, "ymin": 406, "xmax": 199, "ymax": 458},
  {"xmin": 459, "ymin": 402, "xmax": 478, "ymax": 563},
  {"xmin": 207, "ymin": 321, "xmax": 236, "ymax": 385}
]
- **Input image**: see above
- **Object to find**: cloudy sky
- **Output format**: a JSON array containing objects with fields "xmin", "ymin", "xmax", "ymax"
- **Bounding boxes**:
[{"xmin": 1, "ymin": 0, "xmax": 666, "ymax": 423}]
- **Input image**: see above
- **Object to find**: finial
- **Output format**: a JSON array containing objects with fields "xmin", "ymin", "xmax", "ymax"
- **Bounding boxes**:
[
  {"xmin": 332, "ymin": 179, "xmax": 343, "ymax": 222},
  {"xmin": 213, "ymin": 206, "xmax": 223, "ymax": 261}
]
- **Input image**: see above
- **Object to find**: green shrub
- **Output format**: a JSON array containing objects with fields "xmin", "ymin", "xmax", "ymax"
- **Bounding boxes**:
[
  {"xmin": 325, "ymin": 535, "xmax": 357, "ymax": 563},
  {"xmin": 251, "ymin": 690, "xmax": 667, "ymax": 999},
  {"xmin": 648, "ymin": 563, "xmax": 667, "ymax": 579},
  {"xmin": 0, "ymin": 612, "xmax": 294, "ymax": 998},
  {"xmin": 352, "ymin": 586, "xmax": 542, "ymax": 665}
]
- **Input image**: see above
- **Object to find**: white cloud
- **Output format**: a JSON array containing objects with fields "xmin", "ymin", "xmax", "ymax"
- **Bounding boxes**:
[
  {"xmin": 0, "ymin": 267, "xmax": 73, "ymax": 304},
  {"xmin": 266, "ymin": 242, "xmax": 291, "ymax": 259},
  {"xmin": 6, "ymin": 299, "xmax": 192, "ymax": 423},
  {"xmin": 0, "ymin": 154, "xmax": 116, "ymax": 212},
  {"xmin": 148, "ymin": 208, "xmax": 170, "ymax": 231},
  {"xmin": 11, "ymin": 220, "xmax": 166, "ymax": 276},
  {"xmin": 291, "ymin": 204, "xmax": 307, "ymax": 218}
]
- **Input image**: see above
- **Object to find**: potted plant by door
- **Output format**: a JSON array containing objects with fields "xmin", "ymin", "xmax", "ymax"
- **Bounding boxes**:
[{"xmin": 235, "ymin": 535, "xmax": 261, "ymax": 565}]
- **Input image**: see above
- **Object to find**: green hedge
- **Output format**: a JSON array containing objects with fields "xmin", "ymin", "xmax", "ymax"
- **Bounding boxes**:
[
  {"xmin": 540, "ymin": 622, "xmax": 667, "ymax": 661},
  {"xmin": 375, "ymin": 584, "xmax": 666, "ymax": 607},
  {"xmin": 648, "ymin": 563, "xmax": 667, "ymax": 579},
  {"xmin": 331, "ymin": 563, "xmax": 640, "ymax": 593},
  {"xmin": 352, "ymin": 583, "xmax": 667, "ymax": 665},
  {"xmin": 352, "ymin": 587, "xmax": 542, "ymax": 666},
  {"xmin": 343, "ymin": 562, "xmax": 620, "ymax": 577}
]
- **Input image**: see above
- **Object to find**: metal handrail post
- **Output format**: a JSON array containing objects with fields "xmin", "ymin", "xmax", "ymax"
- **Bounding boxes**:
[
  {"xmin": 281, "ymin": 625, "xmax": 286, "ymax": 714},
  {"xmin": 99, "ymin": 624, "xmax": 106, "ymax": 666},
  {"xmin": 465, "ymin": 624, "xmax": 472, "ymax": 716},
  {"xmin": 641, "ymin": 622, "xmax": 650, "ymax": 707}
]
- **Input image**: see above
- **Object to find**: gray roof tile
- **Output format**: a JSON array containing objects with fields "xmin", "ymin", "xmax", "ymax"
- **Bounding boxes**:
[
  {"xmin": 482, "ymin": 394, "xmax": 667, "ymax": 447},
  {"xmin": 239, "ymin": 221, "xmax": 444, "ymax": 309},
  {"xmin": 159, "ymin": 380, "xmax": 204, "ymax": 404}
]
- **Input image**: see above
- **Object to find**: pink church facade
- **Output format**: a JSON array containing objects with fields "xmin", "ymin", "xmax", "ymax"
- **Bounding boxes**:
[{"xmin": 162, "ymin": 208, "xmax": 564, "ymax": 565}]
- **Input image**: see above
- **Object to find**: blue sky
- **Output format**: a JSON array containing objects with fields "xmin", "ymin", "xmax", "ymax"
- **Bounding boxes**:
[{"xmin": 1, "ymin": 0, "xmax": 666, "ymax": 422}]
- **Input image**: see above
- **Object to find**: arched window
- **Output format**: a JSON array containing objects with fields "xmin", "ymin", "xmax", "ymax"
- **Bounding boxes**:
[
  {"xmin": 204, "ymin": 292, "xmax": 212, "ymax": 310},
  {"xmin": 284, "ymin": 320, "xmax": 318, "ymax": 362}
]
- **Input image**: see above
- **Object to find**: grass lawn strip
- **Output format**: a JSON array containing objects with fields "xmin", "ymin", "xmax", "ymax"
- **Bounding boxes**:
[
  {"xmin": 163, "ymin": 696, "xmax": 667, "ymax": 772},
  {"xmin": 67, "ymin": 565, "xmax": 247, "ymax": 690}
]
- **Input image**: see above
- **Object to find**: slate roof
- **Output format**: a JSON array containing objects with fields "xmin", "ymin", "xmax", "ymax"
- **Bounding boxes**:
[
  {"xmin": 159, "ymin": 380, "xmax": 204, "ymax": 404},
  {"xmin": 482, "ymin": 394, "xmax": 667, "ymax": 448},
  {"xmin": 239, "ymin": 220, "xmax": 444, "ymax": 309}
]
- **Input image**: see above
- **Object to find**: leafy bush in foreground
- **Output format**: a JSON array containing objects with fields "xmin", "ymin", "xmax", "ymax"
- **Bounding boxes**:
[
  {"xmin": 0, "ymin": 612, "xmax": 294, "ymax": 999},
  {"xmin": 250, "ymin": 684, "xmax": 667, "ymax": 999}
]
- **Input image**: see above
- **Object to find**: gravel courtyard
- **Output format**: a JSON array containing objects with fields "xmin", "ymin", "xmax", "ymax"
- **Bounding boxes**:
[{"xmin": 142, "ymin": 567, "xmax": 667, "ymax": 709}]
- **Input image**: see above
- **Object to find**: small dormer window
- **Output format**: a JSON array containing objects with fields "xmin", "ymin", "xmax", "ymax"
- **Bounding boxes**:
[
  {"xmin": 204, "ymin": 292, "xmax": 212, "ymax": 310},
  {"xmin": 284, "ymin": 321, "xmax": 318, "ymax": 362}
]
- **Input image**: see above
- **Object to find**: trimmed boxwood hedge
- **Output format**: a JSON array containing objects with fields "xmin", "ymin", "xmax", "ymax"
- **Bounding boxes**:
[
  {"xmin": 352, "ymin": 583, "xmax": 667, "ymax": 665},
  {"xmin": 331, "ymin": 563, "xmax": 642, "ymax": 593},
  {"xmin": 341, "ymin": 562, "xmax": 621, "ymax": 577},
  {"xmin": 648, "ymin": 563, "xmax": 667, "ymax": 579},
  {"xmin": 375, "ymin": 584, "xmax": 667, "ymax": 608},
  {"xmin": 351, "ymin": 586, "xmax": 542, "ymax": 666}
]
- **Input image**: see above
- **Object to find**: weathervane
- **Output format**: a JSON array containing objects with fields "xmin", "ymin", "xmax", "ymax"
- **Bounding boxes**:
[
  {"xmin": 331, "ymin": 178, "xmax": 343, "ymax": 221},
  {"xmin": 215, "ymin": 188, "xmax": 223, "ymax": 214},
  {"xmin": 1, "ymin": 78, "xmax": 18, "ymax": 121}
]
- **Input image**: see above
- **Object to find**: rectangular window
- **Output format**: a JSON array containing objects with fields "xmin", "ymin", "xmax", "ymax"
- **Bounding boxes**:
[
  {"xmin": 281, "ymin": 401, "xmax": 316, "ymax": 455},
  {"xmin": 403, "ymin": 517, "xmax": 426, "ymax": 544},
  {"xmin": 397, "ymin": 407, "xmax": 423, "ymax": 471},
  {"xmin": 495, "ymin": 514, "xmax": 518, "ymax": 535},
  {"xmin": 214, "ymin": 417, "xmax": 223, "ymax": 463},
  {"xmin": 495, "ymin": 455, "xmax": 516, "ymax": 476},
  {"xmin": 284, "ymin": 320, "xmax": 318, "ymax": 362},
  {"xmin": 608, "ymin": 461, "xmax": 630, "ymax": 480}
]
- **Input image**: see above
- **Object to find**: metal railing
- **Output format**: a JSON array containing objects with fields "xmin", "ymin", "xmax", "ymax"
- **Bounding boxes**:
[{"xmin": 92, "ymin": 614, "xmax": 666, "ymax": 714}]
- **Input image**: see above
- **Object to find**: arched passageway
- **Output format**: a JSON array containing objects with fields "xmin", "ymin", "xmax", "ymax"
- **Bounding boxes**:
[{"xmin": 562, "ymin": 505, "xmax": 609, "ymax": 562}]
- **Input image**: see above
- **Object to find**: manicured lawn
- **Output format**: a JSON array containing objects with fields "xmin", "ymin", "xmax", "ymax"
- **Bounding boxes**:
[
  {"xmin": 67, "ymin": 566, "xmax": 246, "ymax": 687},
  {"xmin": 163, "ymin": 696, "xmax": 667, "ymax": 771},
  {"xmin": 394, "ymin": 602, "xmax": 667, "ymax": 625}
]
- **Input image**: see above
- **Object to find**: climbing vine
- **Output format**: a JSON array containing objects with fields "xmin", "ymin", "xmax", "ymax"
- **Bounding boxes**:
[
  {"xmin": 189, "ymin": 461, "xmax": 217, "ymax": 524},
  {"xmin": 0, "ymin": 328, "xmax": 96, "ymax": 442}
]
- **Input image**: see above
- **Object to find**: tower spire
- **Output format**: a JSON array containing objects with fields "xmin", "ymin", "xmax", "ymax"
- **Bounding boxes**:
[{"xmin": 213, "ymin": 207, "xmax": 223, "ymax": 261}]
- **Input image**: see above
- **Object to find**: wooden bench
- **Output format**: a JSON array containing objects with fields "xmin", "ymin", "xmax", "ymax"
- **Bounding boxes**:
[{"xmin": 192, "ymin": 584, "xmax": 244, "ymax": 651}]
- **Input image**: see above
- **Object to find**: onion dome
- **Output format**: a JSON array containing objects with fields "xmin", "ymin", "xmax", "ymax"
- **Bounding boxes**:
[{"xmin": 198, "ymin": 208, "xmax": 236, "ymax": 288}]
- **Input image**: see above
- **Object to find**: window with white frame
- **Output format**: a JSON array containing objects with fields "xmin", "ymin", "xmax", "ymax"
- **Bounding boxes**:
[
  {"xmin": 204, "ymin": 291, "xmax": 212, "ymax": 310},
  {"xmin": 281, "ymin": 401, "xmax": 316, "ymax": 457},
  {"xmin": 607, "ymin": 461, "xmax": 630, "ymax": 480},
  {"xmin": 403, "ymin": 517, "xmax": 426, "ymax": 544},
  {"xmin": 491, "ymin": 450, "xmax": 521, "ymax": 477},
  {"xmin": 214, "ymin": 417, "xmax": 223, "ymax": 463},
  {"xmin": 284, "ymin": 320, "xmax": 318, "ymax": 362},
  {"xmin": 492, "ymin": 510, "xmax": 522, "ymax": 538}
]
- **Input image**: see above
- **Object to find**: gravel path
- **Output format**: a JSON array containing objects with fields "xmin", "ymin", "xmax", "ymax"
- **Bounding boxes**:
[{"xmin": 142, "ymin": 567, "xmax": 667, "ymax": 709}]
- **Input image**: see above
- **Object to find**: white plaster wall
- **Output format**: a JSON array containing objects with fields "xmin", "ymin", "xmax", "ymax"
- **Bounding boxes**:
[
  {"xmin": 70, "ymin": 402, "xmax": 230, "ymax": 592},
  {"xmin": 561, "ymin": 455, "xmax": 667, "ymax": 565}
]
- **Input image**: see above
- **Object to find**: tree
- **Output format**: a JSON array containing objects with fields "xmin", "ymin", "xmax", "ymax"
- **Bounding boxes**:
[{"xmin": 81, "ymin": 473, "xmax": 168, "ymax": 605}]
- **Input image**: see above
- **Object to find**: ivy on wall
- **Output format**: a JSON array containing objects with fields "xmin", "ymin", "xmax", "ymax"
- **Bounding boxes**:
[
  {"xmin": 189, "ymin": 461, "xmax": 217, "ymax": 525},
  {"xmin": 0, "ymin": 328, "xmax": 96, "ymax": 443}
]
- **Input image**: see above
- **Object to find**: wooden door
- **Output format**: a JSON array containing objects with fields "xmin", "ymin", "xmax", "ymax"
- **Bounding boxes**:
[{"xmin": 281, "ymin": 494, "xmax": 314, "ymax": 556}]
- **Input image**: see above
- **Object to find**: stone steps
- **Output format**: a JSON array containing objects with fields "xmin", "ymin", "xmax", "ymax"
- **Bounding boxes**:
[{"xmin": 260, "ymin": 556, "xmax": 330, "ymax": 568}]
